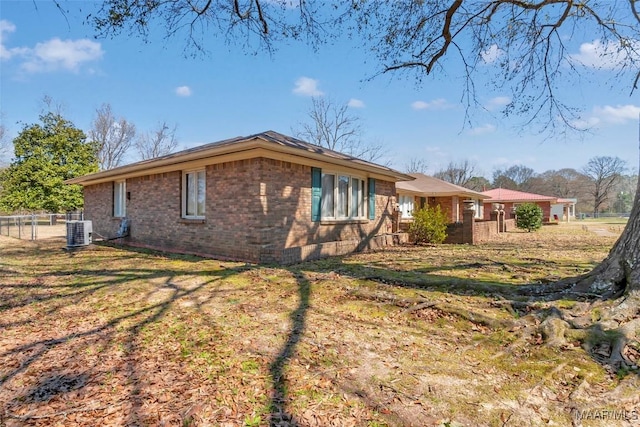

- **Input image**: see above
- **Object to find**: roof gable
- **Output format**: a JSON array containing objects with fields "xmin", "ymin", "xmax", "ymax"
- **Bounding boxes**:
[
  {"xmin": 481, "ymin": 188, "xmax": 557, "ymax": 202},
  {"xmin": 396, "ymin": 173, "xmax": 490, "ymax": 199},
  {"xmin": 66, "ymin": 131, "xmax": 414, "ymax": 186}
]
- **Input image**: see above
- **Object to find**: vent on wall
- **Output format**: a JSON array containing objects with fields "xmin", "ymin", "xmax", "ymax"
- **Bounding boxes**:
[{"xmin": 66, "ymin": 220, "xmax": 93, "ymax": 247}]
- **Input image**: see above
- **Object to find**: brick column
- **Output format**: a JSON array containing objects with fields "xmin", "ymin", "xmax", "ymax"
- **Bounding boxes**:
[
  {"xmin": 392, "ymin": 209, "xmax": 400, "ymax": 233},
  {"xmin": 462, "ymin": 200, "xmax": 476, "ymax": 244},
  {"xmin": 490, "ymin": 203, "xmax": 499, "ymax": 233},
  {"xmin": 497, "ymin": 203, "xmax": 505, "ymax": 232}
]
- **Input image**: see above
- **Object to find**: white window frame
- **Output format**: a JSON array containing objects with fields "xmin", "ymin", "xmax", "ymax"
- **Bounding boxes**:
[
  {"xmin": 398, "ymin": 194, "xmax": 414, "ymax": 219},
  {"xmin": 475, "ymin": 200, "xmax": 484, "ymax": 219},
  {"xmin": 113, "ymin": 180, "xmax": 126, "ymax": 218},
  {"xmin": 321, "ymin": 171, "xmax": 366, "ymax": 220},
  {"xmin": 182, "ymin": 169, "xmax": 206, "ymax": 219}
]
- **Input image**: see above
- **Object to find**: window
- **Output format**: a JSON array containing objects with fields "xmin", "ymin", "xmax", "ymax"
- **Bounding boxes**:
[
  {"xmin": 183, "ymin": 170, "xmax": 206, "ymax": 218},
  {"xmin": 398, "ymin": 194, "xmax": 414, "ymax": 218},
  {"xmin": 321, "ymin": 174, "xmax": 335, "ymax": 218},
  {"xmin": 351, "ymin": 177, "xmax": 365, "ymax": 218},
  {"xmin": 475, "ymin": 200, "xmax": 484, "ymax": 219},
  {"xmin": 113, "ymin": 180, "xmax": 126, "ymax": 217},
  {"xmin": 320, "ymin": 172, "xmax": 366, "ymax": 220}
]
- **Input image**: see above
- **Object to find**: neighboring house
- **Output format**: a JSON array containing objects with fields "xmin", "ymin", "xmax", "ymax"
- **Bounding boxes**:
[
  {"xmin": 481, "ymin": 188, "xmax": 558, "ymax": 222},
  {"xmin": 551, "ymin": 198, "xmax": 577, "ymax": 222},
  {"xmin": 395, "ymin": 173, "xmax": 490, "ymax": 224},
  {"xmin": 66, "ymin": 131, "xmax": 413, "ymax": 264}
]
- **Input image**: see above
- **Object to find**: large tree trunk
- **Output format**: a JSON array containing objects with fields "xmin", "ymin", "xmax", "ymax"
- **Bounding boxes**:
[
  {"xmin": 535, "ymin": 176, "xmax": 640, "ymax": 371},
  {"xmin": 570, "ymin": 175, "xmax": 640, "ymax": 298}
]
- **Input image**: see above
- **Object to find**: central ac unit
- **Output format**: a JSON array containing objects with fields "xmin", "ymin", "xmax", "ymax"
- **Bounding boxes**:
[{"xmin": 66, "ymin": 220, "xmax": 93, "ymax": 247}]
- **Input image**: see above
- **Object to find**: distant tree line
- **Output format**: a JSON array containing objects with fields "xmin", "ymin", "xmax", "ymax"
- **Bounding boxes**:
[{"xmin": 408, "ymin": 158, "xmax": 635, "ymax": 218}]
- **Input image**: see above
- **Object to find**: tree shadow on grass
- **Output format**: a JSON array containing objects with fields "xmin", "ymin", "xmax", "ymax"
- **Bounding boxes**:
[
  {"xmin": 298, "ymin": 248, "xmax": 640, "ymax": 383},
  {"xmin": 1, "ymin": 236, "xmax": 323, "ymax": 425},
  {"xmin": 0, "ymin": 239, "xmax": 257, "ymax": 425},
  {"xmin": 267, "ymin": 270, "xmax": 310, "ymax": 426},
  {"xmin": 1, "ymin": 234, "xmax": 635, "ymax": 426}
]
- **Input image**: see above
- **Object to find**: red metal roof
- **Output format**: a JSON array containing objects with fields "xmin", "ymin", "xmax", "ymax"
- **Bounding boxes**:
[{"xmin": 481, "ymin": 188, "xmax": 558, "ymax": 202}]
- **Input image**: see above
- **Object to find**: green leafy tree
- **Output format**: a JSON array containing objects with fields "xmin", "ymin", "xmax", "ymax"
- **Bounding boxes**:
[
  {"xmin": 408, "ymin": 205, "xmax": 448, "ymax": 244},
  {"xmin": 515, "ymin": 203, "xmax": 543, "ymax": 232},
  {"xmin": 0, "ymin": 112, "xmax": 98, "ymax": 213}
]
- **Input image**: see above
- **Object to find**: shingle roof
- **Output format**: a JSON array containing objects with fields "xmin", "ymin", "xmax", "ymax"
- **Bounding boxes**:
[
  {"xmin": 396, "ymin": 173, "xmax": 490, "ymax": 199},
  {"xmin": 481, "ymin": 188, "xmax": 558, "ymax": 202},
  {"xmin": 66, "ymin": 130, "xmax": 414, "ymax": 185}
]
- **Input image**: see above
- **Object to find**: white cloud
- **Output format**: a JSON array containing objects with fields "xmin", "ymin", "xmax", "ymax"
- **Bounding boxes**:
[
  {"xmin": 347, "ymin": 98, "xmax": 365, "ymax": 108},
  {"xmin": 593, "ymin": 104, "xmax": 640, "ymax": 124},
  {"xmin": 411, "ymin": 98, "xmax": 450, "ymax": 110},
  {"xmin": 468, "ymin": 124, "xmax": 496, "ymax": 135},
  {"xmin": 572, "ymin": 104, "xmax": 640, "ymax": 129},
  {"xmin": 569, "ymin": 39, "xmax": 640, "ymax": 70},
  {"xmin": 569, "ymin": 116, "xmax": 600, "ymax": 130},
  {"xmin": 0, "ymin": 19, "xmax": 25, "ymax": 60},
  {"xmin": 486, "ymin": 96, "xmax": 511, "ymax": 111},
  {"xmin": 20, "ymin": 38, "xmax": 104, "ymax": 73},
  {"xmin": 292, "ymin": 77, "xmax": 323, "ymax": 96},
  {"xmin": 424, "ymin": 146, "xmax": 446, "ymax": 157},
  {"xmin": 175, "ymin": 86, "xmax": 192, "ymax": 97},
  {"xmin": 1, "ymin": 20, "xmax": 103, "ymax": 73},
  {"xmin": 481, "ymin": 44, "xmax": 504, "ymax": 64}
]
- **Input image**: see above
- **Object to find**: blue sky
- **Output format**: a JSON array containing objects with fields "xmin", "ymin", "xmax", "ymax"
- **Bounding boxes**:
[{"xmin": 1, "ymin": 1, "xmax": 639, "ymax": 178}]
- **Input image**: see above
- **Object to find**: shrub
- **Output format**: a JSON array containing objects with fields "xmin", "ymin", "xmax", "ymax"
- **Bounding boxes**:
[
  {"xmin": 515, "ymin": 203, "xmax": 543, "ymax": 232},
  {"xmin": 408, "ymin": 205, "xmax": 448, "ymax": 244}
]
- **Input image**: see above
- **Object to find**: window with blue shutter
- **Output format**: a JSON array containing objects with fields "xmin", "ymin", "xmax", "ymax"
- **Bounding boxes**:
[
  {"xmin": 311, "ymin": 167, "xmax": 322, "ymax": 221},
  {"xmin": 368, "ymin": 178, "xmax": 375, "ymax": 220}
]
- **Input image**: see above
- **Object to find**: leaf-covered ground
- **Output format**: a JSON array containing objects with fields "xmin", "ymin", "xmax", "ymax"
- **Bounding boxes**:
[{"xmin": 1, "ymin": 220, "xmax": 638, "ymax": 426}]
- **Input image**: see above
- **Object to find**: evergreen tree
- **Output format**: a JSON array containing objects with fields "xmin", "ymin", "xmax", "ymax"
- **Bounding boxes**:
[
  {"xmin": 0, "ymin": 112, "xmax": 98, "ymax": 213},
  {"xmin": 515, "ymin": 203, "xmax": 543, "ymax": 232}
]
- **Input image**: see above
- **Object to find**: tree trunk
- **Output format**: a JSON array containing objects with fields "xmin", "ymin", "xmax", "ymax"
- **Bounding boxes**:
[
  {"xmin": 573, "ymin": 223, "xmax": 640, "ymax": 297},
  {"xmin": 571, "ymin": 178, "xmax": 640, "ymax": 298},
  {"xmin": 533, "ymin": 181, "xmax": 640, "ymax": 371}
]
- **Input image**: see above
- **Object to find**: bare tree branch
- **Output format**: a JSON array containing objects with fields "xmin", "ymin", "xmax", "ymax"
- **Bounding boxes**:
[
  {"xmin": 427, "ymin": 0, "xmax": 463, "ymax": 73},
  {"xmin": 583, "ymin": 156, "xmax": 628, "ymax": 217},
  {"xmin": 89, "ymin": 1, "xmax": 640, "ymax": 135},
  {"xmin": 434, "ymin": 160, "xmax": 481, "ymax": 187},
  {"xmin": 135, "ymin": 121, "xmax": 179, "ymax": 160},
  {"xmin": 89, "ymin": 104, "xmax": 136, "ymax": 170},
  {"xmin": 292, "ymin": 97, "xmax": 387, "ymax": 163}
]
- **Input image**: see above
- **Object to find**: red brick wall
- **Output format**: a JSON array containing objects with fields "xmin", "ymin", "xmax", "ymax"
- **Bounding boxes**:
[
  {"xmin": 483, "ymin": 202, "xmax": 552, "ymax": 222},
  {"xmin": 397, "ymin": 195, "xmax": 462, "ymax": 223},
  {"xmin": 83, "ymin": 157, "xmax": 397, "ymax": 263},
  {"xmin": 84, "ymin": 182, "xmax": 121, "ymax": 239}
]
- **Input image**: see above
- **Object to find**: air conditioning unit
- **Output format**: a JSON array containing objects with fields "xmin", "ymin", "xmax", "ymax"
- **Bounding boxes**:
[{"xmin": 66, "ymin": 220, "xmax": 93, "ymax": 247}]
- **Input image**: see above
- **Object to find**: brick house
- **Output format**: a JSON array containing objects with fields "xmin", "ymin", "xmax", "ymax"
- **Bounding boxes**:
[
  {"xmin": 395, "ymin": 173, "xmax": 490, "ymax": 226},
  {"xmin": 66, "ymin": 131, "xmax": 413, "ymax": 264},
  {"xmin": 481, "ymin": 188, "xmax": 558, "ymax": 222}
]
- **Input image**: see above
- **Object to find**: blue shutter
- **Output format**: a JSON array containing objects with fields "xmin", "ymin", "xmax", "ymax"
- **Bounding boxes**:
[
  {"xmin": 368, "ymin": 178, "xmax": 375, "ymax": 220},
  {"xmin": 311, "ymin": 167, "xmax": 322, "ymax": 221}
]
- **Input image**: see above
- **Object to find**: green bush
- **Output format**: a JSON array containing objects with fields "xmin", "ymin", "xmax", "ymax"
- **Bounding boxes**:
[
  {"xmin": 408, "ymin": 205, "xmax": 448, "ymax": 244},
  {"xmin": 515, "ymin": 203, "xmax": 543, "ymax": 232}
]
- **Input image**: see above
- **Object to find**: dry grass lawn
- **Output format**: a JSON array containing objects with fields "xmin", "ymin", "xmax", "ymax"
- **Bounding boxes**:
[{"xmin": 1, "ymin": 220, "xmax": 638, "ymax": 426}]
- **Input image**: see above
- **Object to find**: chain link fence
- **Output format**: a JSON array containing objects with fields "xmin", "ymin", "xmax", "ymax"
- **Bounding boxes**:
[{"xmin": 0, "ymin": 212, "xmax": 83, "ymax": 240}]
